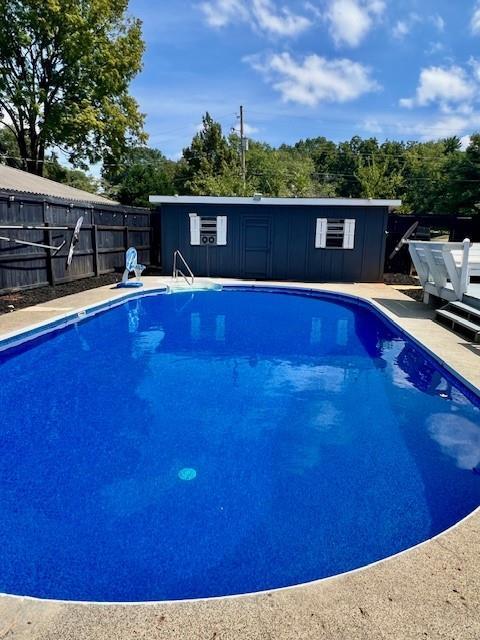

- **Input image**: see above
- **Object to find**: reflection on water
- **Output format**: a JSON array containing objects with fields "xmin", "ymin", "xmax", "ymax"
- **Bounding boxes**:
[
  {"xmin": 216, "ymin": 315, "xmax": 226, "ymax": 342},
  {"xmin": 128, "ymin": 300, "xmax": 140, "ymax": 334},
  {"xmin": 396, "ymin": 344, "xmax": 453, "ymax": 398},
  {"xmin": 310, "ymin": 317, "xmax": 322, "ymax": 344},
  {"xmin": 190, "ymin": 312, "xmax": 201, "ymax": 341},
  {"xmin": 428, "ymin": 414, "xmax": 480, "ymax": 470}
]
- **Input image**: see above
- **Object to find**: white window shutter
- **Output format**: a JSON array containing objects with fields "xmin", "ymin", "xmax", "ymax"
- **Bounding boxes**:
[
  {"xmin": 343, "ymin": 219, "xmax": 356, "ymax": 249},
  {"xmin": 217, "ymin": 216, "xmax": 227, "ymax": 245},
  {"xmin": 315, "ymin": 218, "xmax": 327, "ymax": 248},
  {"xmin": 189, "ymin": 213, "xmax": 200, "ymax": 245}
]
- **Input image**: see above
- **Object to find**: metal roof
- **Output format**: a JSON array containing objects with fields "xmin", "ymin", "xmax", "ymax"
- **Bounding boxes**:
[
  {"xmin": 0, "ymin": 164, "xmax": 118, "ymax": 206},
  {"xmin": 149, "ymin": 195, "xmax": 402, "ymax": 209}
]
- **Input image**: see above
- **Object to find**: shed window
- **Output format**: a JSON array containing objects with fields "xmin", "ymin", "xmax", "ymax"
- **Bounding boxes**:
[
  {"xmin": 189, "ymin": 214, "xmax": 227, "ymax": 246},
  {"xmin": 200, "ymin": 216, "xmax": 217, "ymax": 245},
  {"xmin": 315, "ymin": 218, "xmax": 356, "ymax": 249}
]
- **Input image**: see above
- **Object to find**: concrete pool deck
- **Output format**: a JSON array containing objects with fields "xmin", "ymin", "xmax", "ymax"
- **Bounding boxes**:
[{"xmin": 0, "ymin": 277, "xmax": 478, "ymax": 640}]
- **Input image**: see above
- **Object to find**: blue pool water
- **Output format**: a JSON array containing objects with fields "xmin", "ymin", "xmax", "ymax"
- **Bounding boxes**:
[{"xmin": 0, "ymin": 288, "xmax": 479, "ymax": 602}]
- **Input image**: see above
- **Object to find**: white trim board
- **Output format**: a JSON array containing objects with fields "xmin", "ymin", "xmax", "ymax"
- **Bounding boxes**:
[{"xmin": 149, "ymin": 195, "xmax": 401, "ymax": 209}]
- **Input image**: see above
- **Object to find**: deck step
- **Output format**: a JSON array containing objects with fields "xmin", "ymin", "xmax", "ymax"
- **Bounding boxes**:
[
  {"xmin": 436, "ymin": 308, "xmax": 480, "ymax": 342},
  {"xmin": 448, "ymin": 300, "xmax": 480, "ymax": 321}
]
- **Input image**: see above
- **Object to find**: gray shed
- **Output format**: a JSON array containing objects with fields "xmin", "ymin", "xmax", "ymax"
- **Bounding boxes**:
[{"xmin": 150, "ymin": 196, "xmax": 401, "ymax": 283}]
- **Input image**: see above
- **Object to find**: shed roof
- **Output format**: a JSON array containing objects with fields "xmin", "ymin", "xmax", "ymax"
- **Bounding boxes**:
[
  {"xmin": 0, "ymin": 164, "xmax": 118, "ymax": 206},
  {"xmin": 150, "ymin": 195, "xmax": 402, "ymax": 210}
]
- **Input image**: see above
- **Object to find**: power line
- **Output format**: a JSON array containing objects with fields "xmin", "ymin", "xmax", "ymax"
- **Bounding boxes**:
[{"xmin": 3, "ymin": 154, "xmax": 479, "ymax": 184}]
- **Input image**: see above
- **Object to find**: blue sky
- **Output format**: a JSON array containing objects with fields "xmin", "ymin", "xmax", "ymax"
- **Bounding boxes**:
[{"xmin": 128, "ymin": 0, "xmax": 480, "ymax": 159}]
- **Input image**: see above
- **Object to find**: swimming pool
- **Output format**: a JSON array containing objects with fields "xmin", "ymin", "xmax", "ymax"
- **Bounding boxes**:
[{"xmin": 0, "ymin": 287, "xmax": 479, "ymax": 602}]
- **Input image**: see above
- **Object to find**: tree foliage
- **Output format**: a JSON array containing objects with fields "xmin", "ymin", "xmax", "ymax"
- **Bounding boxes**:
[
  {"xmin": 0, "ymin": 125, "xmax": 22, "ymax": 168},
  {"xmin": 103, "ymin": 146, "xmax": 176, "ymax": 206},
  {"xmin": 0, "ymin": 0, "xmax": 146, "ymax": 175},
  {"xmin": 0, "ymin": 125, "xmax": 99, "ymax": 192},
  {"xmin": 447, "ymin": 133, "xmax": 480, "ymax": 214},
  {"xmin": 2, "ymin": 103, "xmax": 479, "ymax": 215},
  {"xmin": 176, "ymin": 113, "xmax": 242, "ymax": 195},
  {"xmin": 170, "ymin": 115, "xmax": 480, "ymax": 215},
  {"xmin": 44, "ymin": 153, "xmax": 99, "ymax": 194}
]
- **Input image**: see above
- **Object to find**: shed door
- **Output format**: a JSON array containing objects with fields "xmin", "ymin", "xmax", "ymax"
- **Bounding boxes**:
[{"xmin": 242, "ymin": 217, "xmax": 272, "ymax": 279}]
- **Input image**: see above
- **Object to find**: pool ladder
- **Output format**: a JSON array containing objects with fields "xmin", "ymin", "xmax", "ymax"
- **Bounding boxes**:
[{"xmin": 173, "ymin": 250, "xmax": 195, "ymax": 286}]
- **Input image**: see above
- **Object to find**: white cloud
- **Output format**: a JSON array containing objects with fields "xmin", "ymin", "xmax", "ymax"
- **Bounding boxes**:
[
  {"xmin": 325, "ymin": 0, "xmax": 385, "ymax": 47},
  {"xmin": 361, "ymin": 118, "xmax": 383, "ymax": 133},
  {"xmin": 200, "ymin": 0, "xmax": 248, "ymax": 27},
  {"xmin": 425, "ymin": 114, "xmax": 477, "ymax": 138},
  {"xmin": 199, "ymin": 0, "xmax": 311, "ymax": 36},
  {"xmin": 393, "ymin": 12, "xmax": 444, "ymax": 40},
  {"xmin": 472, "ymin": 2, "xmax": 480, "ymax": 35},
  {"xmin": 365, "ymin": 0, "xmax": 385, "ymax": 16},
  {"xmin": 251, "ymin": 0, "xmax": 311, "ymax": 36},
  {"xmin": 304, "ymin": 1, "xmax": 322, "ymax": 19},
  {"xmin": 243, "ymin": 123, "xmax": 259, "ymax": 135},
  {"xmin": 460, "ymin": 134, "xmax": 472, "ymax": 150},
  {"xmin": 425, "ymin": 41, "xmax": 445, "ymax": 55},
  {"xmin": 469, "ymin": 56, "xmax": 480, "ymax": 82},
  {"xmin": 399, "ymin": 97, "xmax": 414, "ymax": 109},
  {"xmin": 393, "ymin": 20, "xmax": 409, "ymax": 39},
  {"xmin": 399, "ymin": 112, "xmax": 480, "ymax": 142},
  {"xmin": 430, "ymin": 14, "xmax": 445, "ymax": 32},
  {"xmin": 400, "ymin": 65, "xmax": 476, "ymax": 109},
  {"xmin": 399, "ymin": 59, "xmax": 480, "ymax": 142},
  {"xmin": 245, "ymin": 52, "xmax": 379, "ymax": 106},
  {"xmin": 392, "ymin": 12, "xmax": 420, "ymax": 39},
  {"xmin": 231, "ymin": 122, "xmax": 259, "ymax": 135}
]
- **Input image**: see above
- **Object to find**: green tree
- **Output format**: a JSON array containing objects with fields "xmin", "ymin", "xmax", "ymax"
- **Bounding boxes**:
[
  {"xmin": 445, "ymin": 134, "xmax": 480, "ymax": 214},
  {"xmin": 292, "ymin": 136, "xmax": 339, "ymax": 195},
  {"xmin": 0, "ymin": 125, "xmax": 22, "ymax": 168},
  {"xmin": 44, "ymin": 153, "xmax": 99, "ymax": 194},
  {"xmin": 177, "ymin": 113, "xmax": 241, "ymax": 195},
  {"xmin": 0, "ymin": 0, "xmax": 145, "ymax": 175},
  {"xmin": 355, "ymin": 158, "xmax": 404, "ymax": 198},
  {"xmin": 104, "ymin": 146, "xmax": 176, "ymax": 206},
  {"xmin": 330, "ymin": 137, "xmax": 382, "ymax": 197},
  {"xmin": 246, "ymin": 141, "xmax": 317, "ymax": 197},
  {"xmin": 1, "ymin": 126, "xmax": 99, "ymax": 191},
  {"xmin": 401, "ymin": 140, "xmax": 462, "ymax": 213}
]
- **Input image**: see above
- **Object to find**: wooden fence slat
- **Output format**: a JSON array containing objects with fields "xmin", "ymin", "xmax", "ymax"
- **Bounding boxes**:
[
  {"xmin": 0, "ymin": 194, "xmax": 151, "ymax": 295},
  {"xmin": 44, "ymin": 222, "xmax": 55, "ymax": 286},
  {"xmin": 92, "ymin": 224, "xmax": 99, "ymax": 276}
]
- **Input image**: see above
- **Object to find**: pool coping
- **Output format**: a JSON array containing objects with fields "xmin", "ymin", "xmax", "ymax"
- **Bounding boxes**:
[{"xmin": 0, "ymin": 277, "xmax": 479, "ymax": 639}]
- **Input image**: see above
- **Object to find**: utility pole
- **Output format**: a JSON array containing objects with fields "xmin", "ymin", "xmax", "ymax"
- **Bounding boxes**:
[{"xmin": 239, "ymin": 105, "xmax": 246, "ymax": 191}]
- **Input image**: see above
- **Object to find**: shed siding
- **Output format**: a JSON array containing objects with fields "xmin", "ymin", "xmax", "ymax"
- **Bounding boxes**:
[{"xmin": 160, "ymin": 203, "xmax": 388, "ymax": 283}]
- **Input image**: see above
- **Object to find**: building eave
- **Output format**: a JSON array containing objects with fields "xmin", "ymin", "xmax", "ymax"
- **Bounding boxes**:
[{"xmin": 149, "ymin": 195, "xmax": 402, "ymax": 211}]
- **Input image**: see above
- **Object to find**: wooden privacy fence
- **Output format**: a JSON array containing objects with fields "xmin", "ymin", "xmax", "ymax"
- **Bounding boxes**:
[
  {"xmin": 386, "ymin": 213, "xmax": 480, "ymax": 274},
  {"xmin": 0, "ymin": 192, "xmax": 151, "ymax": 294}
]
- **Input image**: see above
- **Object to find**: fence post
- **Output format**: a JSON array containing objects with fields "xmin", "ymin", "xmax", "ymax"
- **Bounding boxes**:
[
  {"xmin": 43, "ymin": 202, "xmax": 56, "ymax": 286},
  {"xmin": 92, "ymin": 224, "xmax": 100, "ymax": 276}
]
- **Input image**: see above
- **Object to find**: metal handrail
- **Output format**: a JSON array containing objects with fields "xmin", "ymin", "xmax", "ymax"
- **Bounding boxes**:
[{"xmin": 173, "ymin": 250, "xmax": 195, "ymax": 286}]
